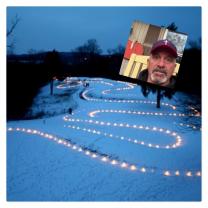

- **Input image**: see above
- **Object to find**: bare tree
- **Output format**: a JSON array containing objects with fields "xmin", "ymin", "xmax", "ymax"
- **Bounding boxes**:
[
  {"xmin": 161, "ymin": 22, "xmax": 178, "ymax": 32},
  {"xmin": 73, "ymin": 39, "xmax": 102, "ymax": 55},
  {"xmin": 7, "ymin": 14, "xmax": 20, "ymax": 53},
  {"xmin": 107, "ymin": 44, "xmax": 125, "ymax": 55},
  {"xmin": 166, "ymin": 22, "xmax": 178, "ymax": 31}
]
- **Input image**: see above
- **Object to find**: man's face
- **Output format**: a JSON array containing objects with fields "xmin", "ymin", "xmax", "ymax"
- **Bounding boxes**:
[{"xmin": 147, "ymin": 50, "xmax": 176, "ymax": 86}]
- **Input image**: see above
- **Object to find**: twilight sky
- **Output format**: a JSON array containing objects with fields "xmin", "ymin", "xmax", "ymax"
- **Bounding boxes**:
[{"xmin": 7, "ymin": 7, "xmax": 201, "ymax": 54}]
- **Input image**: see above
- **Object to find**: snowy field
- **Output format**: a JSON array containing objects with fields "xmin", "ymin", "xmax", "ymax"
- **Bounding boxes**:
[{"xmin": 7, "ymin": 77, "xmax": 201, "ymax": 201}]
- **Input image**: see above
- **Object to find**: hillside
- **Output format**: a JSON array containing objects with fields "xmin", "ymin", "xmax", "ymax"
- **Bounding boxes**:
[{"xmin": 7, "ymin": 77, "xmax": 201, "ymax": 201}]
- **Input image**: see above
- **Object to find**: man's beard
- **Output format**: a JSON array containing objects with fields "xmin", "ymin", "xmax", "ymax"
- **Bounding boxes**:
[{"xmin": 150, "ymin": 68, "xmax": 168, "ymax": 85}]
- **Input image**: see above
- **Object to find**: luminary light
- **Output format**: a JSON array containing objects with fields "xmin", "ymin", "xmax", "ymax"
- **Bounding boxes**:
[
  {"xmin": 140, "ymin": 167, "xmax": 146, "ymax": 172},
  {"xmin": 58, "ymin": 139, "xmax": 63, "ymax": 144},
  {"xmin": 85, "ymin": 151, "xmax": 90, "ymax": 155},
  {"xmin": 111, "ymin": 160, "xmax": 117, "ymax": 165},
  {"xmin": 186, "ymin": 171, "xmax": 192, "ymax": 177},
  {"xmin": 130, "ymin": 165, "xmax": 137, "ymax": 171},
  {"xmin": 72, "ymin": 145, "xmax": 77, "ymax": 150},
  {"xmin": 164, "ymin": 171, "xmax": 171, "ymax": 176},
  {"xmin": 175, "ymin": 170, "xmax": 180, "ymax": 176},
  {"xmin": 121, "ymin": 162, "xmax": 128, "ymax": 168},
  {"xmin": 92, "ymin": 153, "xmax": 97, "ymax": 158},
  {"xmin": 196, "ymin": 171, "xmax": 201, "ymax": 177},
  {"xmin": 101, "ymin": 157, "xmax": 108, "ymax": 162}
]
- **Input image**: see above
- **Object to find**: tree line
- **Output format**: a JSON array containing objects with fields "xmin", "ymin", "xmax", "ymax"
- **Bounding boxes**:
[{"xmin": 7, "ymin": 17, "xmax": 201, "ymax": 119}]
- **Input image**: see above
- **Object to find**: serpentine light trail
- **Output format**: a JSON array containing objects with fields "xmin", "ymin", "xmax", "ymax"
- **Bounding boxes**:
[{"xmin": 8, "ymin": 77, "xmax": 201, "ymax": 178}]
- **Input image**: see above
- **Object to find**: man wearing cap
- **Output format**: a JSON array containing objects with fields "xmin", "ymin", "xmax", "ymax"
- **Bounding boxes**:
[{"xmin": 138, "ymin": 39, "xmax": 177, "ymax": 88}]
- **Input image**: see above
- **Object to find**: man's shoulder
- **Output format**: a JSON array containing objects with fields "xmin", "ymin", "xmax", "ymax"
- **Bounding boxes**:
[{"xmin": 166, "ymin": 76, "xmax": 177, "ymax": 88}]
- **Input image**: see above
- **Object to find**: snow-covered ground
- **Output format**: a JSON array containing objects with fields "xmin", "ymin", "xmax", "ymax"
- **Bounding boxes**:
[{"xmin": 7, "ymin": 77, "xmax": 201, "ymax": 201}]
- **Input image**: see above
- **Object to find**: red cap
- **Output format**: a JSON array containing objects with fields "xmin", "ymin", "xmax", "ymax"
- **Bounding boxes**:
[{"xmin": 151, "ymin": 39, "xmax": 177, "ymax": 58}]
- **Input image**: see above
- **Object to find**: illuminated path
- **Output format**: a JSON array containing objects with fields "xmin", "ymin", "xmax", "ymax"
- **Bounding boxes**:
[
  {"xmin": 7, "ymin": 127, "xmax": 200, "ymax": 178},
  {"xmin": 7, "ymin": 77, "xmax": 201, "ymax": 178},
  {"xmin": 63, "ymin": 116, "xmax": 183, "ymax": 149}
]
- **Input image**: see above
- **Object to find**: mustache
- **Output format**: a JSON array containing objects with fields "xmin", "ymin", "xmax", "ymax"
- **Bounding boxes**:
[{"xmin": 152, "ymin": 68, "xmax": 167, "ymax": 76}]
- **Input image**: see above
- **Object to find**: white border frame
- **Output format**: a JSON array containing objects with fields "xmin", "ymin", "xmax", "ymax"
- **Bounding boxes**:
[{"xmin": 1, "ymin": 1, "xmax": 207, "ymax": 208}]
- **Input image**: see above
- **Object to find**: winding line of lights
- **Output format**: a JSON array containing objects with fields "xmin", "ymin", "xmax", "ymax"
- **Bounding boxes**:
[
  {"xmin": 87, "ymin": 109, "xmax": 200, "ymax": 118},
  {"xmin": 179, "ymin": 123, "xmax": 201, "ymax": 131},
  {"xmin": 7, "ymin": 127, "xmax": 148, "ymax": 174},
  {"xmin": 81, "ymin": 89, "xmax": 177, "ymax": 110},
  {"xmin": 59, "ymin": 78, "xmax": 200, "ymax": 120},
  {"xmin": 188, "ymin": 106, "xmax": 201, "ymax": 116},
  {"xmin": 8, "ymin": 127, "xmax": 201, "ymax": 177},
  {"xmin": 66, "ymin": 124, "xmax": 179, "ymax": 149},
  {"xmin": 79, "ymin": 80, "xmax": 201, "ymax": 119},
  {"xmin": 57, "ymin": 78, "xmax": 114, "ymax": 90},
  {"xmin": 7, "ymin": 127, "xmax": 201, "ymax": 178},
  {"xmin": 102, "ymin": 82, "xmax": 135, "ymax": 95},
  {"xmin": 90, "ymin": 78, "xmax": 104, "ymax": 81},
  {"xmin": 56, "ymin": 77, "xmax": 114, "ymax": 90},
  {"xmin": 58, "ymin": 78, "xmax": 200, "ymax": 177},
  {"xmin": 89, "ymin": 80, "xmax": 114, "ymax": 86},
  {"xmin": 57, "ymin": 81, "xmax": 82, "ymax": 89},
  {"xmin": 63, "ymin": 115, "xmax": 183, "ymax": 149},
  {"xmin": 102, "ymin": 88, "xmax": 130, "ymax": 95},
  {"xmin": 87, "ymin": 80, "xmax": 114, "ymax": 86}
]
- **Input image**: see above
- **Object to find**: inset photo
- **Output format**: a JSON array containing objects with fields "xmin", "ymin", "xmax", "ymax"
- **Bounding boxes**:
[{"xmin": 119, "ymin": 20, "xmax": 188, "ymax": 88}]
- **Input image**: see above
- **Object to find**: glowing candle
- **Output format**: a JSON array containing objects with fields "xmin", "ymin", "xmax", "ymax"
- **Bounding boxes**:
[
  {"xmin": 175, "ymin": 171, "xmax": 180, "ymax": 176},
  {"xmin": 140, "ymin": 167, "xmax": 146, "ymax": 172},
  {"xmin": 130, "ymin": 165, "xmax": 137, "ymax": 171},
  {"xmin": 78, "ymin": 148, "xmax": 82, "ymax": 152},
  {"xmin": 101, "ymin": 157, "xmax": 108, "ymax": 162},
  {"xmin": 164, "ymin": 171, "xmax": 171, "ymax": 176},
  {"xmin": 58, "ymin": 140, "xmax": 63, "ymax": 144},
  {"xmin": 186, "ymin": 171, "xmax": 192, "ymax": 177},
  {"xmin": 85, "ymin": 151, "xmax": 90, "ymax": 155},
  {"xmin": 121, "ymin": 162, "xmax": 128, "ymax": 168},
  {"xmin": 196, "ymin": 171, "xmax": 201, "ymax": 177},
  {"xmin": 111, "ymin": 160, "xmax": 117, "ymax": 165},
  {"xmin": 92, "ymin": 154, "xmax": 97, "ymax": 158}
]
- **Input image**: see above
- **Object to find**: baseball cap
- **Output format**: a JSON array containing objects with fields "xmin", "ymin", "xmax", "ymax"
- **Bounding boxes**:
[{"xmin": 150, "ymin": 39, "xmax": 178, "ymax": 58}]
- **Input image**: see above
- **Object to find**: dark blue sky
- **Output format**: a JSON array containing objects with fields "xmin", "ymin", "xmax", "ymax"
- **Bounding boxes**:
[{"xmin": 7, "ymin": 7, "xmax": 201, "ymax": 54}]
